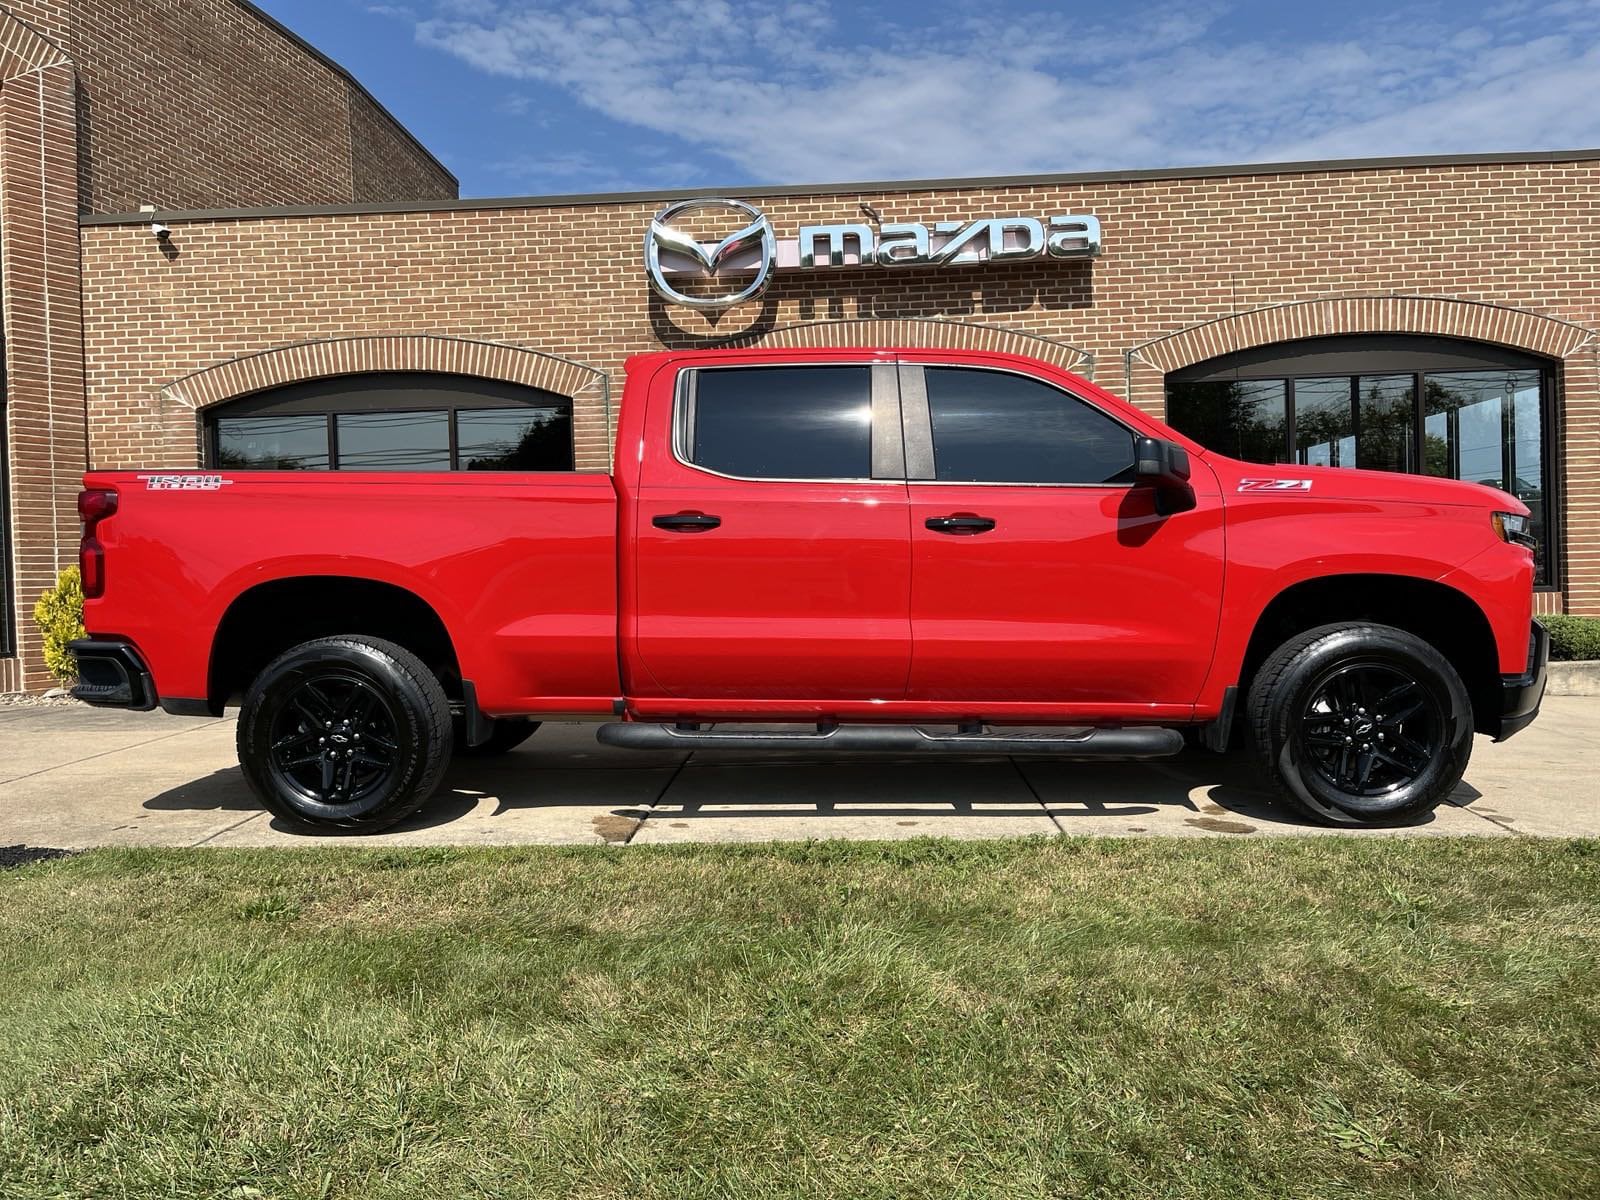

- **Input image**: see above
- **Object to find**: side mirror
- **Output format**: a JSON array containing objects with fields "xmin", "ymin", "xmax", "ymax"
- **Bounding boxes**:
[{"xmin": 1133, "ymin": 436, "xmax": 1196, "ymax": 515}]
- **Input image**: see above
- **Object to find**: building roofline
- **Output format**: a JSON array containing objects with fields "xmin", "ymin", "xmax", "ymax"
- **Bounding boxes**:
[
  {"xmin": 229, "ymin": 0, "xmax": 457, "ymax": 192},
  {"xmin": 79, "ymin": 146, "xmax": 1598, "ymax": 227}
]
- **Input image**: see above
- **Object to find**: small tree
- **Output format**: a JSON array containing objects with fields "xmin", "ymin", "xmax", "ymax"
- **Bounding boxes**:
[{"xmin": 32, "ymin": 567, "xmax": 86, "ymax": 686}]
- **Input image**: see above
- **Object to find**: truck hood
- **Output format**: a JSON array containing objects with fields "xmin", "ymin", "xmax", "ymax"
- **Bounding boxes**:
[{"xmin": 1202, "ymin": 456, "xmax": 1529, "ymax": 515}]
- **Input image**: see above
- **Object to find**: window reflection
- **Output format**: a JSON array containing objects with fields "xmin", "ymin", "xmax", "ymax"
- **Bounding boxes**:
[
  {"xmin": 1293, "ymin": 378, "xmax": 1354, "ymax": 468},
  {"xmin": 1165, "ymin": 380, "xmax": 1288, "ymax": 463},
  {"xmin": 689, "ymin": 366, "xmax": 874, "ymax": 479},
  {"xmin": 924, "ymin": 367, "xmax": 1135, "ymax": 484},
  {"xmin": 1426, "ymin": 370, "xmax": 1545, "ymax": 581},
  {"xmin": 458, "ymin": 408, "xmax": 574, "ymax": 471},
  {"xmin": 336, "ymin": 411, "xmax": 451, "ymax": 472},
  {"xmin": 215, "ymin": 415, "xmax": 329, "ymax": 470},
  {"xmin": 1357, "ymin": 375, "xmax": 1415, "ymax": 472}
]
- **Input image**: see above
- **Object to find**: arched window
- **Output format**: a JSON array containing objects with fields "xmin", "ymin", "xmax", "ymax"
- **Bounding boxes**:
[
  {"xmin": 1165, "ymin": 335, "xmax": 1558, "ymax": 587},
  {"xmin": 204, "ymin": 373, "xmax": 575, "ymax": 473}
]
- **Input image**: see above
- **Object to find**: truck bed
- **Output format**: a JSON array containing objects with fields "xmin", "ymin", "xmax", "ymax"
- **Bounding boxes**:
[{"xmin": 82, "ymin": 470, "xmax": 622, "ymax": 714}]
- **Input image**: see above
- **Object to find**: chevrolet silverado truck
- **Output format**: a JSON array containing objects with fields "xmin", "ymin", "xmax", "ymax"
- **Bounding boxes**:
[{"xmin": 69, "ymin": 348, "xmax": 1547, "ymax": 830}]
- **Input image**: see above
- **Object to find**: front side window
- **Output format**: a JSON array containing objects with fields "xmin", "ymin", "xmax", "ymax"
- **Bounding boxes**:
[
  {"xmin": 683, "ymin": 366, "xmax": 873, "ymax": 480},
  {"xmin": 1166, "ymin": 343, "xmax": 1556, "ymax": 585},
  {"xmin": 205, "ymin": 373, "xmax": 576, "ymax": 473},
  {"xmin": 923, "ymin": 367, "xmax": 1135, "ymax": 485}
]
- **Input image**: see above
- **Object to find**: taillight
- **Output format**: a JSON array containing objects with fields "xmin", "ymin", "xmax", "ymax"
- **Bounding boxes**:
[{"xmin": 78, "ymin": 488, "xmax": 118, "ymax": 599}]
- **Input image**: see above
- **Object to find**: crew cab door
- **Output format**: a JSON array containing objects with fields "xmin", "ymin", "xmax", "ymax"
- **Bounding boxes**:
[
  {"xmin": 628, "ymin": 361, "xmax": 912, "ymax": 701},
  {"xmin": 902, "ymin": 361, "xmax": 1225, "ymax": 713}
]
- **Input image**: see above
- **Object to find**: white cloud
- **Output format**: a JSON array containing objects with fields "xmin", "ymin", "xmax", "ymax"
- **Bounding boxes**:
[{"xmin": 404, "ymin": 0, "xmax": 1600, "ymax": 183}]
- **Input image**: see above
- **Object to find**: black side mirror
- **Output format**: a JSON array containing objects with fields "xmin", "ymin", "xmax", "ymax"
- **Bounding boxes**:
[{"xmin": 1134, "ymin": 437, "xmax": 1196, "ymax": 515}]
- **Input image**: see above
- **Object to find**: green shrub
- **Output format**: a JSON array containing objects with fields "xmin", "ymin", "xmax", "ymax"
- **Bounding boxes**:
[
  {"xmin": 32, "ymin": 566, "xmax": 85, "ymax": 685},
  {"xmin": 1537, "ymin": 613, "xmax": 1600, "ymax": 662}
]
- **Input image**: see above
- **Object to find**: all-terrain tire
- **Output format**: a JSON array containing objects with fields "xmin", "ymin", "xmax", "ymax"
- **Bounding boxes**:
[
  {"xmin": 237, "ymin": 635, "xmax": 453, "ymax": 832},
  {"xmin": 1246, "ymin": 622, "xmax": 1473, "ymax": 826},
  {"xmin": 454, "ymin": 717, "xmax": 541, "ymax": 757}
]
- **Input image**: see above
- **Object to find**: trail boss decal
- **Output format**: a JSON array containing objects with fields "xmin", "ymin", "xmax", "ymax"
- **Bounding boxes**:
[
  {"xmin": 139, "ymin": 474, "xmax": 235, "ymax": 492},
  {"xmin": 1238, "ymin": 478, "xmax": 1313, "ymax": 492}
]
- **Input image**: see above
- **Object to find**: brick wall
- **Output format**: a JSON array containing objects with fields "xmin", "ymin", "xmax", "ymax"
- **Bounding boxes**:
[
  {"xmin": 0, "ymin": 0, "xmax": 455, "ymax": 211},
  {"xmin": 77, "ymin": 158, "xmax": 1600, "ymax": 616}
]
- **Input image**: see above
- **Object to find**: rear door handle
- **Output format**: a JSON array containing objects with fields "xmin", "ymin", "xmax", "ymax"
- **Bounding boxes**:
[
  {"xmin": 653, "ymin": 512, "xmax": 722, "ymax": 532},
  {"xmin": 925, "ymin": 514, "xmax": 996, "ymax": 534}
]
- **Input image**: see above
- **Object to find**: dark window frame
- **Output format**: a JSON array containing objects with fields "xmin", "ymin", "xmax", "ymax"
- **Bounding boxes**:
[
  {"xmin": 203, "ymin": 372, "xmax": 577, "ymax": 473},
  {"xmin": 1166, "ymin": 336, "xmax": 1561, "ymax": 590}
]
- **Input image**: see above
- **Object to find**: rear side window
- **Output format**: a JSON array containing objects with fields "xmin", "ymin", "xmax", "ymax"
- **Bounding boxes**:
[
  {"xmin": 924, "ymin": 367, "xmax": 1135, "ymax": 485},
  {"xmin": 684, "ymin": 366, "xmax": 873, "ymax": 480}
]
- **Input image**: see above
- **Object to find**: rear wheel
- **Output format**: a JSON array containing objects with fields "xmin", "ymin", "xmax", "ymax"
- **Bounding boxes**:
[
  {"xmin": 1247, "ymin": 623, "xmax": 1473, "ymax": 825},
  {"xmin": 237, "ymin": 635, "xmax": 453, "ymax": 832}
]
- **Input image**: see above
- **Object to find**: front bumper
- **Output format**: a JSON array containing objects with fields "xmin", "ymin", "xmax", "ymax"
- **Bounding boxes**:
[
  {"xmin": 1493, "ymin": 620, "xmax": 1549, "ymax": 741},
  {"xmin": 67, "ymin": 639, "xmax": 158, "ymax": 711}
]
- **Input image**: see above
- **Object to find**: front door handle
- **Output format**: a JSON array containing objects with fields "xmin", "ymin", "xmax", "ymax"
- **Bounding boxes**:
[
  {"xmin": 925, "ymin": 514, "xmax": 996, "ymax": 535},
  {"xmin": 653, "ymin": 512, "xmax": 722, "ymax": 532}
]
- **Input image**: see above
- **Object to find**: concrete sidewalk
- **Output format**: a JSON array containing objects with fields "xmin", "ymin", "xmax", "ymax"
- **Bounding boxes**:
[{"xmin": 1, "ymin": 698, "xmax": 1596, "ymax": 847}]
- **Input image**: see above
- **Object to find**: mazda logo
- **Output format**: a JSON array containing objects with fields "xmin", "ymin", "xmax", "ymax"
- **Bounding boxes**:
[{"xmin": 644, "ymin": 198, "xmax": 776, "ymax": 311}]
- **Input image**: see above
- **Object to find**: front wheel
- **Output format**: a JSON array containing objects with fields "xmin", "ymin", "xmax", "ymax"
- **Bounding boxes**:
[
  {"xmin": 1247, "ymin": 623, "xmax": 1473, "ymax": 826},
  {"xmin": 237, "ymin": 635, "xmax": 453, "ymax": 832}
]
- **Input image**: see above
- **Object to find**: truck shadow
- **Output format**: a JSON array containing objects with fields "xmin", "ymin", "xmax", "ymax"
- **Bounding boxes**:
[{"xmin": 142, "ymin": 745, "xmax": 1479, "ymax": 837}]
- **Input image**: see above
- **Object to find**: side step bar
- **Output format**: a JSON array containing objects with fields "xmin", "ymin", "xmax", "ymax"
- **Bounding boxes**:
[{"xmin": 596, "ymin": 723, "xmax": 1184, "ymax": 758}]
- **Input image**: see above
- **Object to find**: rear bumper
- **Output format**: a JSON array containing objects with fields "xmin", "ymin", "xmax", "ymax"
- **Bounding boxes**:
[
  {"xmin": 1493, "ymin": 621, "xmax": 1549, "ymax": 742},
  {"xmin": 67, "ymin": 639, "xmax": 158, "ymax": 711}
]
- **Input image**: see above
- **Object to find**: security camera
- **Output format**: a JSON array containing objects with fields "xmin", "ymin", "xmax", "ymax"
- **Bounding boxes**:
[{"xmin": 151, "ymin": 223, "xmax": 170, "ymax": 240}]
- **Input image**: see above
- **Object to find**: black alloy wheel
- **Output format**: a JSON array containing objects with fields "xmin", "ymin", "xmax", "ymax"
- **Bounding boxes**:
[
  {"xmin": 238, "ymin": 635, "xmax": 453, "ymax": 831},
  {"xmin": 1296, "ymin": 662, "xmax": 1444, "ymax": 797},
  {"xmin": 1248, "ymin": 622, "xmax": 1473, "ymax": 826},
  {"xmin": 268, "ymin": 673, "xmax": 402, "ymax": 807}
]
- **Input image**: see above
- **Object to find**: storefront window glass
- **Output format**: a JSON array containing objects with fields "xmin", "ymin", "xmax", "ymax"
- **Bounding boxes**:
[
  {"xmin": 215, "ymin": 415, "xmax": 331, "ymax": 470},
  {"xmin": 1293, "ymin": 378, "xmax": 1355, "ymax": 468},
  {"xmin": 1163, "ymin": 380, "xmax": 1288, "ymax": 464},
  {"xmin": 205, "ymin": 374, "xmax": 576, "ymax": 474},
  {"xmin": 1167, "ymin": 350, "xmax": 1555, "ymax": 586}
]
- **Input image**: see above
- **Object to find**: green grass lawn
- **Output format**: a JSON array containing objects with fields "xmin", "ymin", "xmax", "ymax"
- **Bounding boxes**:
[{"xmin": 2, "ymin": 839, "xmax": 1598, "ymax": 1199}]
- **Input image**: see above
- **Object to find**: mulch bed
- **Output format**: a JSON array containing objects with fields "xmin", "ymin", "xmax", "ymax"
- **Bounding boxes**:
[{"xmin": 0, "ymin": 845, "xmax": 76, "ymax": 870}]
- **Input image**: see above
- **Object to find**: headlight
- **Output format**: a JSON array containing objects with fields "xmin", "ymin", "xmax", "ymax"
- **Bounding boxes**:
[{"xmin": 1492, "ymin": 511, "xmax": 1536, "ymax": 550}]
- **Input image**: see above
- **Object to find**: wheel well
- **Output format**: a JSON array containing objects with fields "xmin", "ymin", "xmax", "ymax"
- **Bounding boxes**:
[
  {"xmin": 209, "ymin": 577, "xmax": 460, "ymax": 710},
  {"xmin": 1239, "ymin": 575, "xmax": 1501, "ymax": 734}
]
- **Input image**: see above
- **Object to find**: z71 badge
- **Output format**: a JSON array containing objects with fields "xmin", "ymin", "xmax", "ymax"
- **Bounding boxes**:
[
  {"xmin": 138, "ymin": 474, "xmax": 235, "ymax": 492},
  {"xmin": 1238, "ymin": 478, "xmax": 1313, "ymax": 493}
]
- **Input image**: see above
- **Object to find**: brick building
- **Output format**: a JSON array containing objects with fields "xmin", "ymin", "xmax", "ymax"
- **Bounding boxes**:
[
  {"xmin": 0, "ymin": 0, "xmax": 455, "ymax": 690},
  {"xmin": 0, "ymin": 4, "xmax": 1595, "ymax": 691}
]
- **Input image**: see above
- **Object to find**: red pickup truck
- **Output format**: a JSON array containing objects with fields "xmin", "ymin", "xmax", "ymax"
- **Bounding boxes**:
[{"xmin": 69, "ymin": 347, "xmax": 1547, "ymax": 830}]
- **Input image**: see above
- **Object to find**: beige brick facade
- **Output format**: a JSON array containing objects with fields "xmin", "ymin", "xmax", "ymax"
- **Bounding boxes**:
[{"xmin": 72, "ymin": 157, "xmax": 1600, "ymax": 641}]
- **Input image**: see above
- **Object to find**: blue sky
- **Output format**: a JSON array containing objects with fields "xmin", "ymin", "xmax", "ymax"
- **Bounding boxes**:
[{"xmin": 257, "ymin": 0, "xmax": 1600, "ymax": 197}]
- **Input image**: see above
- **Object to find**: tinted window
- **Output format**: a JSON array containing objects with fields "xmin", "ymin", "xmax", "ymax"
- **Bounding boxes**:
[
  {"xmin": 1165, "ymin": 380, "xmax": 1288, "ymax": 463},
  {"xmin": 458, "ymin": 408, "xmax": 575, "ymax": 471},
  {"xmin": 336, "ymin": 411, "xmax": 451, "ymax": 472},
  {"xmin": 923, "ymin": 368, "xmax": 1134, "ymax": 484},
  {"xmin": 215, "ymin": 415, "xmax": 330, "ymax": 470},
  {"xmin": 687, "ymin": 366, "xmax": 873, "ymax": 479}
]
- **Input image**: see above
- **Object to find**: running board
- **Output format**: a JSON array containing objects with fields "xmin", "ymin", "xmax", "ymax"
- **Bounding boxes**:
[{"xmin": 596, "ymin": 723, "xmax": 1184, "ymax": 758}]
